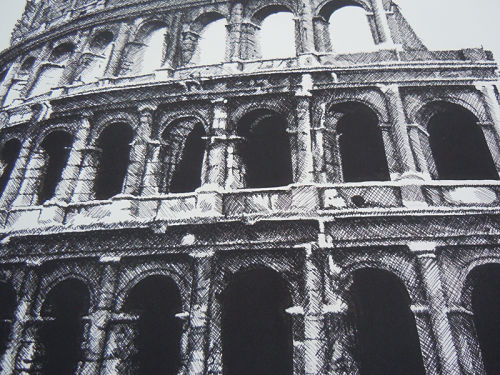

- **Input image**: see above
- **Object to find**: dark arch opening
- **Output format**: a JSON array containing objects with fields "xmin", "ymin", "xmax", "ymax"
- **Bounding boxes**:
[
  {"xmin": 20, "ymin": 56, "xmax": 36, "ymax": 72},
  {"xmin": 427, "ymin": 102, "xmax": 498, "ymax": 180},
  {"xmin": 169, "ymin": 122, "xmax": 207, "ymax": 193},
  {"xmin": 470, "ymin": 264, "xmax": 500, "ymax": 375},
  {"xmin": 0, "ymin": 139, "xmax": 22, "ymax": 197},
  {"xmin": 222, "ymin": 268, "xmax": 293, "ymax": 375},
  {"xmin": 350, "ymin": 269, "xmax": 425, "ymax": 375},
  {"xmin": 38, "ymin": 131, "xmax": 73, "ymax": 204},
  {"xmin": 330, "ymin": 102, "xmax": 389, "ymax": 182},
  {"xmin": 40, "ymin": 279, "xmax": 90, "ymax": 375},
  {"xmin": 95, "ymin": 123, "xmax": 134, "ymax": 200},
  {"xmin": 49, "ymin": 42, "xmax": 75, "ymax": 63},
  {"xmin": 238, "ymin": 110, "xmax": 293, "ymax": 188},
  {"xmin": 0, "ymin": 282, "xmax": 16, "ymax": 357},
  {"xmin": 90, "ymin": 30, "xmax": 114, "ymax": 53},
  {"xmin": 123, "ymin": 276, "xmax": 182, "ymax": 375}
]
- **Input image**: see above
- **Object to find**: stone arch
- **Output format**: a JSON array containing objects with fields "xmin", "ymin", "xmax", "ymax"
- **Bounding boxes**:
[
  {"xmin": 221, "ymin": 267, "xmax": 294, "ymax": 375},
  {"xmin": 121, "ymin": 275, "xmax": 183, "ymax": 375},
  {"xmin": 346, "ymin": 267, "xmax": 426, "ymax": 375},
  {"xmin": 94, "ymin": 122, "xmax": 135, "ymax": 200},
  {"xmin": 236, "ymin": 107, "xmax": 294, "ymax": 188},
  {"xmin": 160, "ymin": 116, "xmax": 208, "ymax": 193},
  {"xmin": 78, "ymin": 29, "xmax": 115, "ymax": 83},
  {"xmin": 91, "ymin": 111, "xmax": 138, "ymax": 142},
  {"xmin": 189, "ymin": 13, "xmax": 229, "ymax": 65},
  {"xmin": 416, "ymin": 100, "xmax": 498, "ymax": 180},
  {"xmin": 230, "ymin": 100, "xmax": 294, "ymax": 129},
  {"xmin": 461, "ymin": 262, "xmax": 500, "ymax": 375},
  {"xmin": 324, "ymin": 101, "xmax": 390, "ymax": 182},
  {"xmin": 316, "ymin": 0, "xmax": 373, "ymax": 16},
  {"xmin": 250, "ymin": 5, "xmax": 296, "ymax": 59},
  {"xmin": 19, "ymin": 55, "xmax": 36, "ymax": 72},
  {"xmin": 119, "ymin": 19, "xmax": 168, "ymax": 75},
  {"xmin": 38, "ymin": 278, "xmax": 91, "ymax": 375}
]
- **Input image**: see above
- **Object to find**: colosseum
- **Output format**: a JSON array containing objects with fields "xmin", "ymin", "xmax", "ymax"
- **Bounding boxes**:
[{"xmin": 0, "ymin": 0, "xmax": 498, "ymax": 374}]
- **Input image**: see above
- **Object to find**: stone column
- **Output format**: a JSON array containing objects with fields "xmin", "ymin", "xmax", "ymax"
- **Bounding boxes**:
[
  {"xmin": 410, "ymin": 303, "xmax": 441, "ymax": 375},
  {"xmin": 226, "ymin": 3, "xmax": 243, "ymax": 61},
  {"xmin": 11, "ymin": 149, "xmax": 46, "ymax": 207},
  {"xmin": 104, "ymin": 22, "xmax": 132, "ymax": 77},
  {"xmin": 123, "ymin": 104, "xmax": 156, "ymax": 196},
  {"xmin": 476, "ymin": 84, "xmax": 500, "ymax": 172},
  {"xmin": 311, "ymin": 103, "xmax": 328, "ymax": 183},
  {"xmin": 407, "ymin": 123, "xmax": 435, "ymax": 179},
  {"xmin": 0, "ymin": 261, "xmax": 41, "ymax": 375},
  {"xmin": 76, "ymin": 256, "xmax": 120, "ymax": 375},
  {"xmin": 303, "ymin": 244, "xmax": 325, "ymax": 375},
  {"xmin": 141, "ymin": 140, "xmax": 162, "ymax": 196},
  {"xmin": 54, "ymin": 111, "xmax": 93, "ymax": 202},
  {"xmin": 297, "ymin": 0, "xmax": 316, "ymax": 55},
  {"xmin": 379, "ymin": 84, "xmax": 418, "ymax": 179},
  {"xmin": 448, "ymin": 305, "xmax": 485, "ymax": 375},
  {"xmin": 409, "ymin": 241, "xmax": 462, "ymax": 375},
  {"xmin": 0, "ymin": 56, "xmax": 23, "ymax": 106},
  {"xmin": 59, "ymin": 30, "xmax": 92, "ymax": 86},
  {"xmin": 379, "ymin": 122, "xmax": 402, "ymax": 179},
  {"xmin": 239, "ymin": 21, "xmax": 260, "ymax": 60},
  {"xmin": 71, "ymin": 147, "xmax": 101, "ymax": 202},
  {"xmin": 186, "ymin": 251, "xmax": 214, "ymax": 375},
  {"xmin": 100, "ymin": 313, "xmax": 140, "ymax": 375},
  {"xmin": 181, "ymin": 29, "xmax": 200, "ymax": 66},
  {"xmin": 477, "ymin": 121, "xmax": 500, "ymax": 173},
  {"xmin": 0, "ymin": 133, "xmax": 37, "ymax": 209},
  {"xmin": 294, "ymin": 75, "xmax": 315, "ymax": 184},
  {"xmin": 370, "ymin": 0, "xmax": 393, "ymax": 45},
  {"xmin": 312, "ymin": 16, "xmax": 331, "ymax": 53}
]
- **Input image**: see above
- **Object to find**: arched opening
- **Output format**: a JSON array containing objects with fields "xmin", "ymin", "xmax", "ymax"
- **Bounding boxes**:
[
  {"xmin": 350, "ymin": 268, "xmax": 425, "ymax": 375},
  {"xmin": 222, "ymin": 268, "xmax": 293, "ymax": 375},
  {"xmin": 0, "ymin": 139, "xmax": 22, "ymax": 197},
  {"xmin": 168, "ymin": 122, "xmax": 207, "ymax": 193},
  {"xmin": 123, "ymin": 276, "xmax": 182, "ymax": 375},
  {"xmin": 37, "ymin": 131, "xmax": 73, "ymax": 204},
  {"xmin": 469, "ymin": 264, "xmax": 500, "ymax": 375},
  {"xmin": 20, "ymin": 56, "xmax": 36, "ymax": 72},
  {"xmin": 79, "ymin": 30, "xmax": 114, "ymax": 82},
  {"xmin": 40, "ymin": 279, "xmax": 90, "ymax": 375},
  {"xmin": 326, "ymin": 102, "xmax": 389, "ymax": 182},
  {"xmin": 257, "ymin": 9, "xmax": 296, "ymax": 59},
  {"xmin": 29, "ymin": 43, "xmax": 75, "ymax": 97},
  {"xmin": 95, "ymin": 123, "xmax": 134, "ymax": 200},
  {"xmin": 426, "ymin": 102, "xmax": 498, "ymax": 180},
  {"xmin": 0, "ymin": 282, "xmax": 16, "ymax": 357},
  {"xmin": 237, "ymin": 110, "xmax": 293, "ymax": 188},
  {"xmin": 191, "ymin": 17, "xmax": 228, "ymax": 65},
  {"xmin": 322, "ymin": 2, "xmax": 376, "ymax": 53}
]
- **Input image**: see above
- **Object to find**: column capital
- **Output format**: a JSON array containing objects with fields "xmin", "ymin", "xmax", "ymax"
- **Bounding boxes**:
[
  {"xmin": 137, "ymin": 102, "xmax": 158, "ymax": 114},
  {"xmin": 295, "ymin": 73, "xmax": 313, "ymax": 97},
  {"xmin": 99, "ymin": 255, "xmax": 121, "ymax": 264},
  {"xmin": 189, "ymin": 250, "xmax": 215, "ymax": 259},
  {"xmin": 408, "ymin": 241, "xmax": 438, "ymax": 257},
  {"xmin": 376, "ymin": 83, "xmax": 399, "ymax": 94}
]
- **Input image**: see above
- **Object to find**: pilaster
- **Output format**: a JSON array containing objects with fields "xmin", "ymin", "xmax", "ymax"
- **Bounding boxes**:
[
  {"xmin": 226, "ymin": 3, "xmax": 243, "ymax": 61},
  {"xmin": 409, "ymin": 241, "xmax": 463, "ymax": 375},
  {"xmin": 71, "ymin": 147, "xmax": 101, "ymax": 202},
  {"xmin": 0, "ymin": 57, "xmax": 23, "ymax": 106},
  {"xmin": 11, "ymin": 149, "xmax": 46, "ymax": 208},
  {"xmin": 104, "ymin": 22, "xmax": 132, "ymax": 77},
  {"xmin": 370, "ymin": 0, "xmax": 393, "ymax": 45}
]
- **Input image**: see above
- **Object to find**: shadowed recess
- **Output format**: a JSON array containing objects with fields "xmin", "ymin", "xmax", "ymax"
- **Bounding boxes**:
[
  {"xmin": 0, "ymin": 139, "xmax": 21, "ymax": 197},
  {"xmin": 123, "ymin": 276, "xmax": 182, "ymax": 375},
  {"xmin": 95, "ymin": 123, "xmax": 134, "ymax": 200},
  {"xmin": 428, "ymin": 102, "xmax": 498, "ymax": 180},
  {"xmin": 222, "ymin": 268, "xmax": 293, "ymax": 375},
  {"xmin": 350, "ymin": 269, "xmax": 426, "ymax": 375},
  {"xmin": 470, "ymin": 264, "xmax": 500, "ymax": 375},
  {"xmin": 40, "ymin": 279, "xmax": 90, "ymax": 375},
  {"xmin": 238, "ymin": 110, "xmax": 293, "ymax": 188},
  {"xmin": 0, "ymin": 283, "xmax": 16, "ymax": 357},
  {"xmin": 38, "ymin": 131, "xmax": 73, "ymax": 204},
  {"xmin": 169, "ymin": 122, "xmax": 206, "ymax": 193}
]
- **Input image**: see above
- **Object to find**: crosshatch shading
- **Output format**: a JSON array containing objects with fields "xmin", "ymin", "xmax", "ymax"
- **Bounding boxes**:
[{"xmin": 0, "ymin": 0, "xmax": 497, "ymax": 375}]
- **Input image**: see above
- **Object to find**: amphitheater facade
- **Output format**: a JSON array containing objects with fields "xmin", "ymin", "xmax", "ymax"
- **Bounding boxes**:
[{"xmin": 0, "ymin": 0, "xmax": 498, "ymax": 374}]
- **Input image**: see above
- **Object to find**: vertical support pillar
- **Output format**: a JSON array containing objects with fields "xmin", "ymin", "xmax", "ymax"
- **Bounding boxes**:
[
  {"xmin": 407, "ymin": 124, "xmax": 434, "ymax": 179},
  {"xmin": 186, "ymin": 251, "xmax": 214, "ymax": 375},
  {"xmin": 476, "ymin": 84, "xmax": 500, "ymax": 173},
  {"xmin": 311, "ymin": 103, "xmax": 327, "ymax": 183},
  {"xmin": 312, "ymin": 16, "xmax": 331, "ymax": 53},
  {"xmin": 303, "ymin": 244, "xmax": 325, "ymax": 375},
  {"xmin": 141, "ymin": 140, "xmax": 162, "ymax": 196},
  {"xmin": 71, "ymin": 148, "xmax": 101, "ymax": 202},
  {"xmin": 123, "ymin": 103, "xmax": 156, "ymax": 196},
  {"xmin": 0, "ymin": 57, "xmax": 23, "ymax": 106},
  {"xmin": 11, "ymin": 149, "xmax": 46, "ymax": 207},
  {"xmin": 226, "ymin": 3, "xmax": 243, "ymax": 62},
  {"xmin": 379, "ymin": 84, "xmax": 419, "ymax": 179},
  {"xmin": 294, "ymin": 74, "xmax": 315, "ymax": 184},
  {"xmin": 409, "ymin": 241, "xmax": 463, "ymax": 375},
  {"xmin": 54, "ymin": 111, "xmax": 93, "ymax": 202},
  {"xmin": 76, "ymin": 256, "xmax": 120, "ymax": 375},
  {"xmin": 59, "ymin": 30, "xmax": 92, "ymax": 86},
  {"xmin": 370, "ymin": 0, "xmax": 393, "ymax": 45},
  {"xmin": 181, "ymin": 29, "xmax": 200, "ymax": 66},
  {"xmin": 0, "ymin": 261, "xmax": 41, "ymax": 375},
  {"xmin": 297, "ymin": 0, "xmax": 316, "ymax": 59},
  {"xmin": 239, "ymin": 21, "xmax": 260, "ymax": 60},
  {"xmin": 104, "ymin": 22, "xmax": 132, "ymax": 77},
  {"xmin": 410, "ymin": 304, "xmax": 441, "ymax": 375}
]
